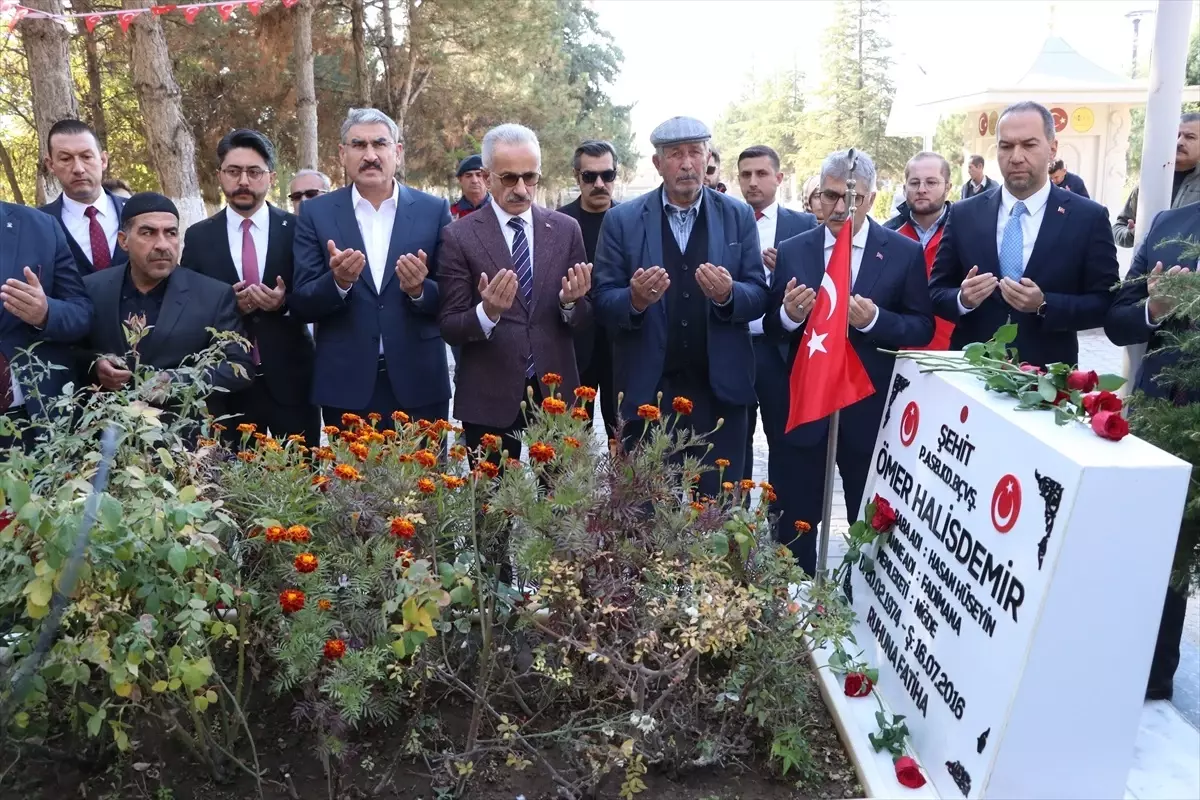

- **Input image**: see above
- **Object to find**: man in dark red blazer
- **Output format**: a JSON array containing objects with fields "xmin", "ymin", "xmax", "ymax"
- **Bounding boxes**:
[{"xmin": 438, "ymin": 123, "xmax": 592, "ymax": 463}]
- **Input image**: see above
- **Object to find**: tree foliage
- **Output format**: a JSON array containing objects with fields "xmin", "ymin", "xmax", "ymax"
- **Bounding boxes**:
[{"xmin": 1126, "ymin": 28, "xmax": 1200, "ymax": 181}]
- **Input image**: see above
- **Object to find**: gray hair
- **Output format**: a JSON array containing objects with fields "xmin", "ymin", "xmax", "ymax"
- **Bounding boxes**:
[
  {"xmin": 481, "ymin": 123, "xmax": 541, "ymax": 171},
  {"xmin": 820, "ymin": 149, "xmax": 877, "ymax": 194},
  {"xmin": 340, "ymin": 108, "xmax": 401, "ymax": 144},
  {"xmin": 999, "ymin": 101, "xmax": 1055, "ymax": 142},
  {"xmin": 291, "ymin": 169, "xmax": 331, "ymax": 190}
]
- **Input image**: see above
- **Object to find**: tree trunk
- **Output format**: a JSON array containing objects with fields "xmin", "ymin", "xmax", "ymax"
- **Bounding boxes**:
[
  {"xmin": 18, "ymin": 0, "xmax": 80, "ymax": 203},
  {"xmin": 378, "ymin": 0, "xmax": 397, "ymax": 115},
  {"xmin": 393, "ymin": 0, "xmax": 432, "ymax": 144},
  {"xmin": 294, "ymin": 0, "xmax": 319, "ymax": 169},
  {"xmin": 0, "ymin": 139, "xmax": 26, "ymax": 205},
  {"xmin": 350, "ymin": 0, "xmax": 371, "ymax": 107},
  {"xmin": 125, "ymin": 0, "xmax": 205, "ymax": 228},
  {"xmin": 76, "ymin": 0, "xmax": 109, "ymax": 148}
]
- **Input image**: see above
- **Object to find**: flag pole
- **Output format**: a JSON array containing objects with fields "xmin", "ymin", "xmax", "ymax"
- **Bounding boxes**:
[{"xmin": 815, "ymin": 148, "xmax": 857, "ymax": 586}]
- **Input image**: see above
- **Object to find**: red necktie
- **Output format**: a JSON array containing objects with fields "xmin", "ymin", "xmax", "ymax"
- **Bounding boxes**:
[
  {"xmin": 85, "ymin": 206, "xmax": 111, "ymax": 269},
  {"xmin": 754, "ymin": 210, "xmax": 764, "ymax": 221},
  {"xmin": 241, "ymin": 218, "xmax": 261, "ymax": 365}
]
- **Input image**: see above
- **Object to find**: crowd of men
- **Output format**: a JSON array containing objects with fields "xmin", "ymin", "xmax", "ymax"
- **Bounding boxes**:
[{"xmin": 0, "ymin": 100, "xmax": 1196, "ymax": 702}]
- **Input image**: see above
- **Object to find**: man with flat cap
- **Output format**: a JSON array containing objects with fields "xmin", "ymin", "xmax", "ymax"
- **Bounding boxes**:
[
  {"xmin": 451, "ymin": 154, "xmax": 491, "ymax": 221},
  {"xmin": 593, "ymin": 116, "xmax": 768, "ymax": 496},
  {"xmin": 83, "ymin": 193, "xmax": 253, "ymax": 413}
]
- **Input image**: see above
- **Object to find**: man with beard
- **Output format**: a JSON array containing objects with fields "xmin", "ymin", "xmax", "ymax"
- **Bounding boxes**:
[
  {"xmin": 558, "ymin": 139, "xmax": 620, "ymax": 438},
  {"xmin": 39, "ymin": 119, "xmax": 128, "ymax": 275},
  {"xmin": 292, "ymin": 108, "xmax": 452, "ymax": 428},
  {"xmin": 83, "ymin": 193, "xmax": 252, "ymax": 413},
  {"xmin": 1113, "ymin": 113, "xmax": 1200, "ymax": 247},
  {"xmin": 180, "ymin": 129, "xmax": 319, "ymax": 445},
  {"xmin": 451, "ymin": 155, "xmax": 490, "ymax": 221},
  {"xmin": 705, "ymin": 145, "xmax": 728, "ymax": 193},
  {"xmin": 884, "ymin": 151, "xmax": 956, "ymax": 350}
]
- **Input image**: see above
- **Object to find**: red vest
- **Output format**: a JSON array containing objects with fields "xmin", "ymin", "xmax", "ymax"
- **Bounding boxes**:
[{"xmin": 896, "ymin": 220, "xmax": 955, "ymax": 351}]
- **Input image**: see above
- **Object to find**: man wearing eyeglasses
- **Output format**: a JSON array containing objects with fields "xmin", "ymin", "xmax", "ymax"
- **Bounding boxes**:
[
  {"xmin": 438, "ymin": 123, "xmax": 591, "ymax": 464},
  {"xmin": 291, "ymin": 108, "xmax": 452, "ymax": 429},
  {"xmin": 451, "ymin": 154, "xmax": 491, "ymax": 221},
  {"xmin": 287, "ymin": 169, "xmax": 331, "ymax": 213},
  {"xmin": 557, "ymin": 139, "xmax": 620, "ymax": 440},
  {"xmin": 179, "ymin": 129, "xmax": 319, "ymax": 445},
  {"xmin": 883, "ymin": 151, "xmax": 956, "ymax": 350}
]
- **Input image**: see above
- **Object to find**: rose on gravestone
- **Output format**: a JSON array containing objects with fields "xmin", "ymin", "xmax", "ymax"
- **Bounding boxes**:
[{"xmin": 895, "ymin": 755, "xmax": 928, "ymax": 789}]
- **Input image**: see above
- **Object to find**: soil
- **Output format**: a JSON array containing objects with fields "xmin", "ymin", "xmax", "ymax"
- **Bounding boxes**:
[{"xmin": 3, "ymin": 673, "xmax": 861, "ymax": 800}]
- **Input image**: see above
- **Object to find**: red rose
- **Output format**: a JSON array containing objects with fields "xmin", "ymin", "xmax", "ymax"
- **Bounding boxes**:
[
  {"xmin": 894, "ymin": 756, "xmax": 927, "ymax": 789},
  {"xmin": 843, "ymin": 672, "xmax": 874, "ymax": 697},
  {"xmin": 870, "ymin": 495, "xmax": 897, "ymax": 533},
  {"xmin": 1082, "ymin": 390, "xmax": 1122, "ymax": 416},
  {"xmin": 1090, "ymin": 410, "xmax": 1130, "ymax": 441},
  {"xmin": 1018, "ymin": 362, "xmax": 1045, "ymax": 375},
  {"xmin": 1066, "ymin": 369, "xmax": 1099, "ymax": 392},
  {"xmin": 1053, "ymin": 390, "xmax": 1070, "ymax": 406}
]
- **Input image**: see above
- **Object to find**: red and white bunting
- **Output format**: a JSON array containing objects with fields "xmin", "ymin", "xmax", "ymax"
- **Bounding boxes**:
[
  {"xmin": 117, "ymin": 9, "xmax": 144, "ymax": 33},
  {"xmin": 182, "ymin": 4, "xmax": 203, "ymax": 23},
  {"xmin": 1, "ymin": 0, "xmax": 298, "ymax": 34}
]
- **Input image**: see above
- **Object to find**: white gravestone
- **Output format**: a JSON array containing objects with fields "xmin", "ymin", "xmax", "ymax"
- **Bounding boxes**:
[{"xmin": 843, "ymin": 358, "xmax": 1190, "ymax": 799}]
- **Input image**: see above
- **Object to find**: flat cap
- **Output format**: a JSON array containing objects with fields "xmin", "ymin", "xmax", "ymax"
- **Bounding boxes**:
[
  {"xmin": 456, "ymin": 154, "xmax": 483, "ymax": 176},
  {"xmin": 649, "ymin": 116, "xmax": 712, "ymax": 148},
  {"xmin": 121, "ymin": 192, "xmax": 179, "ymax": 226}
]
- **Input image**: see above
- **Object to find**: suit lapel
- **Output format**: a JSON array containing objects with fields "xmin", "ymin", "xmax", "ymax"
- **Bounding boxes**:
[
  {"xmin": 264, "ymin": 205, "xmax": 290, "ymax": 286},
  {"xmin": 806, "ymin": 229, "xmax": 826, "ymax": 289},
  {"xmin": 1023, "ymin": 188, "xmax": 1069, "ymax": 283},
  {"xmin": 980, "ymin": 189, "xmax": 1004, "ymax": 276},
  {"xmin": 142, "ymin": 270, "xmax": 189, "ymax": 363},
  {"xmin": 210, "ymin": 210, "xmax": 241, "ymax": 285},
  {"xmin": 0, "ymin": 204, "xmax": 18, "ymax": 284},
  {"xmin": 379, "ymin": 185, "xmax": 414, "ymax": 295},
  {"xmin": 98, "ymin": 268, "xmax": 128, "ymax": 357},
  {"xmin": 704, "ymin": 188, "xmax": 725, "ymax": 268},
  {"xmin": 640, "ymin": 188, "xmax": 665, "ymax": 274},
  {"xmin": 852, "ymin": 222, "xmax": 887, "ymax": 296},
  {"xmin": 469, "ymin": 203, "xmax": 513, "ymax": 280},
  {"xmin": 530, "ymin": 206, "xmax": 558, "ymax": 314},
  {"xmin": 332, "ymin": 188, "xmax": 375, "ymax": 296}
]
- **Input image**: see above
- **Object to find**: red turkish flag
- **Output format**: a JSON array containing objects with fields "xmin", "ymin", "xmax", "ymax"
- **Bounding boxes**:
[
  {"xmin": 117, "ymin": 9, "xmax": 143, "ymax": 33},
  {"xmin": 784, "ymin": 222, "xmax": 875, "ymax": 431},
  {"xmin": 84, "ymin": 13, "xmax": 101, "ymax": 32},
  {"xmin": 182, "ymin": 5, "xmax": 202, "ymax": 23}
]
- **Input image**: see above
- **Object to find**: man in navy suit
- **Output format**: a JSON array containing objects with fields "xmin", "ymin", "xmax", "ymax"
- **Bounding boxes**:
[
  {"xmin": 291, "ymin": 108, "xmax": 452, "ymax": 428},
  {"xmin": 592, "ymin": 117, "xmax": 768, "ymax": 497},
  {"xmin": 38, "ymin": 119, "xmax": 128, "ymax": 275},
  {"xmin": 735, "ymin": 144, "xmax": 818, "ymax": 481},
  {"xmin": 930, "ymin": 101, "xmax": 1118, "ymax": 369},
  {"xmin": 0, "ymin": 200, "xmax": 93, "ymax": 449},
  {"xmin": 764, "ymin": 150, "xmax": 934, "ymax": 575},
  {"xmin": 1104, "ymin": 204, "xmax": 1199, "ymax": 702}
]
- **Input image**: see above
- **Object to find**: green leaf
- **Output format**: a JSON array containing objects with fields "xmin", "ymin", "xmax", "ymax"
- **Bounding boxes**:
[
  {"xmin": 860, "ymin": 555, "xmax": 875, "ymax": 573},
  {"xmin": 865, "ymin": 668, "xmax": 879, "ymax": 683},
  {"xmin": 993, "ymin": 323, "xmax": 1018, "ymax": 345},
  {"xmin": 99, "ymin": 495, "xmax": 122, "ymax": 532},
  {"xmin": 1037, "ymin": 375, "xmax": 1058, "ymax": 403},
  {"xmin": 1018, "ymin": 391, "xmax": 1046, "ymax": 407},
  {"xmin": 167, "ymin": 544, "xmax": 188, "ymax": 575},
  {"xmin": 1097, "ymin": 373, "xmax": 1126, "ymax": 392},
  {"xmin": 157, "ymin": 447, "xmax": 176, "ymax": 471},
  {"xmin": 86, "ymin": 708, "xmax": 106, "ymax": 738},
  {"xmin": 449, "ymin": 585, "xmax": 474, "ymax": 607}
]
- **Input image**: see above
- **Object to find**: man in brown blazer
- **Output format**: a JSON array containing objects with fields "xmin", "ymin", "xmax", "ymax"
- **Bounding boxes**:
[{"xmin": 438, "ymin": 123, "xmax": 593, "ymax": 462}]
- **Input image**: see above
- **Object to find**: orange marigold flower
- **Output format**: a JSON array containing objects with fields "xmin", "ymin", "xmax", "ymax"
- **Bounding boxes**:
[
  {"xmin": 395, "ymin": 548, "xmax": 414, "ymax": 567},
  {"xmin": 212, "ymin": 423, "xmax": 227, "ymax": 433},
  {"xmin": 322, "ymin": 425, "xmax": 339, "ymax": 436},
  {"xmin": 350, "ymin": 442, "xmax": 369, "ymax": 462},
  {"xmin": 311, "ymin": 474, "xmax": 330, "ymax": 491},
  {"xmin": 715, "ymin": 458, "xmax": 731, "ymax": 469},
  {"xmin": 417, "ymin": 477, "xmax": 437, "ymax": 494},
  {"xmin": 287, "ymin": 525, "xmax": 312, "ymax": 544},
  {"xmin": 398, "ymin": 454, "xmax": 413, "ymax": 463},
  {"xmin": 442, "ymin": 474, "xmax": 466, "ymax": 490},
  {"xmin": 197, "ymin": 437, "xmax": 218, "ymax": 448},
  {"xmin": 794, "ymin": 520, "xmax": 812, "ymax": 533},
  {"xmin": 313, "ymin": 446, "xmax": 336, "ymax": 461},
  {"xmin": 722, "ymin": 481, "xmax": 734, "ymax": 492},
  {"xmin": 294, "ymin": 552, "xmax": 319, "ymax": 573},
  {"xmin": 762, "ymin": 487, "xmax": 777, "ymax": 503},
  {"xmin": 247, "ymin": 526, "xmax": 263, "ymax": 538},
  {"xmin": 339, "ymin": 429, "xmax": 360, "ymax": 444},
  {"xmin": 541, "ymin": 397, "xmax": 568, "ymax": 415},
  {"xmin": 477, "ymin": 461, "xmax": 500, "ymax": 479},
  {"xmin": 529, "ymin": 442, "xmax": 556, "ymax": 463},
  {"xmin": 367, "ymin": 412, "xmax": 382, "ymax": 424},
  {"xmin": 690, "ymin": 501, "xmax": 705, "ymax": 512},
  {"xmin": 392, "ymin": 410, "xmax": 410, "ymax": 424},
  {"xmin": 479, "ymin": 433, "xmax": 502, "ymax": 452},
  {"xmin": 341, "ymin": 413, "xmax": 364, "ymax": 429},
  {"xmin": 389, "ymin": 517, "xmax": 416, "ymax": 539},
  {"xmin": 571, "ymin": 407, "xmax": 591, "ymax": 421},
  {"xmin": 265, "ymin": 525, "xmax": 287, "ymax": 543},
  {"xmin": 574, "ymin": 385, "xmax": 598, "ymax": 402},
  {"xmin": 287, "ymin": 434, "xmax": 306, "ymax": 444},
  {"xmin": 237, "ymin": 423, "xmax": 257, "ymax": 434},
  {"xmin": 323, "ymin": 638, "xmax": 346, "ymax": 660},
  {"xmin": 236, "ymin": 451, "xmax": 257, "ymax": 463},
  {"xmin": 637, "ymin": 404, "xmax": 661, "ymax": 421},
  {"xmin": 740, "ymin": 479, "xmax": 756, "ymax": 491},
  {"xmin": 318, "ymin": 598, "xmax": 332, "ymax": 611},
  {"xmin": 279, "ymin": 588, "xmax": 305, "ymax": 614},
  {"xmin": 253, "ymin": 431, "xmax": 267, "ymax": 441},
  {"xmin": 381, "ymin": 428, "xmax": 397, "ymax": 439},
  {"xmin": 333, "ymin": 464, "xmax": 363, "ymax": 481},
  {"xmin": 414, "ymin": 449, "xmax": 438, "ymax": 468},
  {"xmin": 449, "ymin": 444, "xmax": 467, "ymax": 461},
  {"xmin": 563, "ymin": 436, "xmax": 582, "ymax": 448},
  {"xmin": 541, "ymin": 372, "xmax": 563, "ymax": 387},
  {"xmin": 672, "ymin": 396, "xmax": 694, "ymax": 415},
  {"xmin": 263, "ymin": 438, "xmax": 283, "ymax": 452}
]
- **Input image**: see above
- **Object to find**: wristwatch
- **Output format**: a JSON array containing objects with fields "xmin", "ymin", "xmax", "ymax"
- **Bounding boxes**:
[
  {"xmin": 1035, "ymin": 301, "xmax": 1047, "ymax": 317},
  {"xmin": 560, "ymin": 300, "xmax": 576, "ymax": 311}
]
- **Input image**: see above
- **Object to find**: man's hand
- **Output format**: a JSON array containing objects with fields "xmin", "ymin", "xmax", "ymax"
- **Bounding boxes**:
[
  {"xmin": 96, "ymin": 357, "xmax": 132, "ymax": 390},
  {"xmin": 328, "ymin": 240, "xmax": 366, "ymax": 290},
  {"xmin": 232, "ymin": 281, "xmax": 259, "ymax": 314},
  {"xmin": 695, "ymin": 263, "xmax": 733, "ymax": 305},
  {"xmin": 782, "ymin": 278, "xmax": 815, "ymax": 323},
  {"xmin": 630, "ymin": 266, "xmax": 670, "ymax": 312},
  {"xmin": 1148, "ymin": 261, "xmax": 1192, "ymax": 322},
  {"xmin": 999, "ymin": 276, "xmax": 1045, "ymax": 313},
  {"xmin": 559, "ymin": 262, "xmax": 592, "ymax": 305},
  {"xmin": 959, "ymin": 265, "xmax": 999, "ymax": 310},
  {"xmin": 246, "ymin": 276, "xmax": 287, "ymax": 312},
  {"xmin": 762, "ymin": 247, "xmax": 778, "ymax": 272},
  {"xmin": 479, "ymin": 269, "xmax": 518, "ymax": 322},
  {"xmin": 1, "ymin": 267, "xmax": 49, "ymax": 328},
  {"xmin": 1128, "ymin": 218, "xmax": 1135, "ymax": 233},
  {"xmin": 848, "ymin": 295, "xmax": 878, "ymax": 329},
  {"xmin": 395, "ymin": 249, "xmax": 428, "ymax": 298}
]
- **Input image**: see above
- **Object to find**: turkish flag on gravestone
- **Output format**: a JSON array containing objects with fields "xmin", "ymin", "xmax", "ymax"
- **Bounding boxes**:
[{"xmin": 784, "ymin": 221, "xmax": 876, "ymax": 431}]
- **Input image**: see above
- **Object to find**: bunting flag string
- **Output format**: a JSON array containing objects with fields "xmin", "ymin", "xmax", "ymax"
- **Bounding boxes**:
[{"xmin": 1, "ymin": 0, "xmax": 298, "ymax": 35}]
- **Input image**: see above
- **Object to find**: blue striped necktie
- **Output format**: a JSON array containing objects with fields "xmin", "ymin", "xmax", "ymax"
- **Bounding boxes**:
[
  {"xmin": 507, "ymin": 217, "xmax": 535, "ymax": 377},
  {"xmin": 998, "ymin": 200, "xmax": 1028, "ymax": 282}
]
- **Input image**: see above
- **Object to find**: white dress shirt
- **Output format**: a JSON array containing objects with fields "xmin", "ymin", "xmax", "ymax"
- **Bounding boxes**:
[
  {"xmin": 749, "ymin": 202, "xmax": 779, "ymax": 336},
  {"xmin": 780, "ymin": 222, "xmax": 878, "ymax": 334},
  {"xmin": 61, "ymin": 192, "xmax": 119, "ymax": 266},
  {"xmin": 334, "ymin": 182, "xmax": 400, "ymax": 354},
  {"xmin": 958, "ymin": 180, "xmax": 1051, "ymax": 315},
  {"xmin": 225, "ymin": 203, "xmax": 270, "ymax": 283}
]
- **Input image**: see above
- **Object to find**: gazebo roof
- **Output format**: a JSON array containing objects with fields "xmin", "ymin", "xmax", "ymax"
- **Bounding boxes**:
[{"xmin": 1015, "ymin": 35, "xmax": 1130, "ymax": 89}]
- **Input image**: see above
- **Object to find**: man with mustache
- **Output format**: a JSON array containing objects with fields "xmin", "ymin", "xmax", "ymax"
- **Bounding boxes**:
[
  {"xmin": 82, "ymin": 193, "xmax": 252, "ymax": 410},
  {"xmin": 180, "ymin": 129, "xmax": 319, "ymax": 445},
  {"xmin": 593, "ymin": 116, "xmax": 768, "ymax": 496},
  {"xmin": 1113, "ymin": 113, "xmax": 1200, "ymax": 247},
  {"xmin": 451, "ymin": 154, "xmax": 490, "ymax": 221},
  {"xmin": 288, "ymin": 169, "xmax": 331, "ymax": 213},
  {"xmin": 558, "ymin": 139, "xmax": 620, "ymax": 439},
  {"xmin": 291, "ymin": 108, "xmax": 452, "ymax": 428}
]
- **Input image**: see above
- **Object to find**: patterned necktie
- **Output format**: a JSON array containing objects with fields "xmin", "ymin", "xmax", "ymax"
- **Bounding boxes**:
[
  {"xmin": 507, "ymin": 217, "xmax": 535, "ymax": 377},
  {"xmin": 85, "ymin": 206, "xmax": 111, "ymax": 269},
  {"xmin": 241, "ymin": 218, "xmax": 261, "ymax": 365},
  {"xmin": 998, "ymin": 200, "xmax": 1027, "ymax": 282}
]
